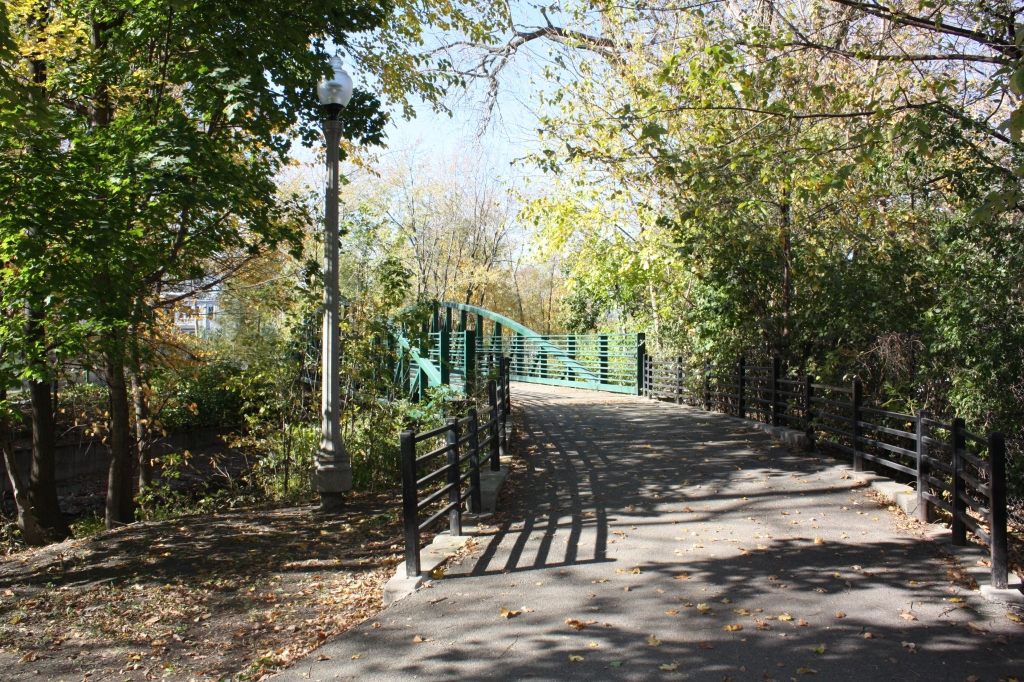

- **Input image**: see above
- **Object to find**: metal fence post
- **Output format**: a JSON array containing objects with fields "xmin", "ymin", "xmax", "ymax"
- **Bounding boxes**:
[
  {"xmin": 989, "ymin": 432, "xmax": 1008, "ymax": 589},
  {"xmin": 951, "ymin": 417, "xmax": 967, "ymax": 546},
  {"xmin": 852, "ymin": 379, "xmax": 864, "ymax": 471},
  {"xmin": 916, "ymin": 410, "xmax": 931, "ymax": 523},
  {"xmin": 803, "ymin": 375, "xmax": 814, "ymax": 442},
  {"xmin": 636, "ymin": 333, "xmax": 646, "ymax": 396},
  {"xmin": 446, "ymin": 417, "xmax": 462, "ymax": 538},
  {"xmin": 771, "ymin": 356, "xmax": 780, "ymax": 427},
  {"xmin": 737, "ymin": 355, "xmax": 746, "ymax": 419},
  {"xmin": 439, "ymin": 326, "xmax": 451, "ymax": 386},
  {"xmin": 599, "ymin": 334, "xmax": 609, "ymax": 385},
  {"xmin": 488, "ymin": 379, "xmax": 500, "ymax": 471},
  {"xmin": 676, "ymin": 356, "xmax": 684, "ymax": 404},
  {"xmin": 567, "ymin": 334, "xmax": 577, "ymax": 381},
  {"xmin": 400, "ymin": 430, "xmax": 420, "ymax": 577},
  {"xmin": 703, "ymin": 359, "xmax": 711, "ymax": 411},
  {"xmin": 464, "ymin": 331, "xmax": 476, "ymax": 396},
  {"xmin": 468, "ymin": 408, "xmax": 482, "ymax": 514}
]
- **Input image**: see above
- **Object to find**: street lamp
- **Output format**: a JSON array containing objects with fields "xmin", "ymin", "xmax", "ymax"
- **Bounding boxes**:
[{"xmin": 315, "ymin": 56, "xmax": 354, "ymax": 511}]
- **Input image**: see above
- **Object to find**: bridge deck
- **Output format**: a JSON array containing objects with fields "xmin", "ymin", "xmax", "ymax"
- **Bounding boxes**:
[{"xmin": 278, "ymin": 383, "xmax": 1021, "ymax": 681}]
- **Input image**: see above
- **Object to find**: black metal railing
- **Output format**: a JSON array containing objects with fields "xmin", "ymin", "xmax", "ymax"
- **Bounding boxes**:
[
  {"xmin": 400, "ymin": 359, "xmax": 510, "ymax": 577},
  {"xmin": 643, "ymin": 354, "xmax": 1011, "ymax": 590}
]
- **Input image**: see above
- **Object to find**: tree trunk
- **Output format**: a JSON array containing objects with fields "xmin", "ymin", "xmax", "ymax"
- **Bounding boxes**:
[
  {"xmin": 27, "ymin": 379, "xmax": 69, "ymax": 539},
  {"xmin": 105, "ymin": 348, "xmax": 134, "ymax": 528},
  {"xmin": 780, "ymin": 192, "xmax": 793, "ymax": 354},
  {"xmin": 129, "ymin": 353, "xmax": 152, "ymax": 490},
  {"xmin": 0, "ymin": 390, "xmax": 45, "ymax": 545}
]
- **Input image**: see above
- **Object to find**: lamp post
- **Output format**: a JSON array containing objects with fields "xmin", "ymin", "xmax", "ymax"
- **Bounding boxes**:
[{"xmin": 315, "ymin": 56, "xmax": 354, "ymax": 510}]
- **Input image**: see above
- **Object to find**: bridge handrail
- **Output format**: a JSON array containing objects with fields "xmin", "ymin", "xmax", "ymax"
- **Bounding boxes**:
[{"xmin": 439, "ymin": 302, "xmax": 600, "ymax": 383}]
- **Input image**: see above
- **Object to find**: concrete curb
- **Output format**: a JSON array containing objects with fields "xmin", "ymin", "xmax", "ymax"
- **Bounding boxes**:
[{"xmin": 698, "ymin": 407, "xmax": 1024, "ymax": 605}]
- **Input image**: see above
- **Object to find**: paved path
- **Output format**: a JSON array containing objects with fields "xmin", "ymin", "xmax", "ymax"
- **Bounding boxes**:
[{"xmin": 278, "ymin": 384, "xmax": 1022, "ymax": 681}]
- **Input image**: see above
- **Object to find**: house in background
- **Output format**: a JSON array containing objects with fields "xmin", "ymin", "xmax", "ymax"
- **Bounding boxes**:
[{"xmin": 174, "ymin": 294, "xmax": 220, "ymax": 337}]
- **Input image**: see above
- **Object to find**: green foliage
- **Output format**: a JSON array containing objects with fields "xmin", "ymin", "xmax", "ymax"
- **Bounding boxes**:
[{"xmin": 152, "ymin": 361, "xmax": 244, "ymax": 434}]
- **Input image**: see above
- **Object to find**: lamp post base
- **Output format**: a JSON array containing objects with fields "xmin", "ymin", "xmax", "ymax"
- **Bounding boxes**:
[{"xmin": 319, "ymin": 492, "xmax": 345, "ymax": 512}]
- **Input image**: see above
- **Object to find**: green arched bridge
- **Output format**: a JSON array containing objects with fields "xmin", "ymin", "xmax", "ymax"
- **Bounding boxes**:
[{"xmin": 395, "ymin": 302, "xmax": 646, "ymax": 399}]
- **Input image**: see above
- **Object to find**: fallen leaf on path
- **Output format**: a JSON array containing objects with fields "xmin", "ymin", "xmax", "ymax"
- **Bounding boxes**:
[
  {"xmin": 698, "ymin": 642, "xmax": 714, "ymax": 649},
  {"xmin": 723, "ymin": 624, "xmax": 743, "ymax": 632},
  {"xmin": 351, "ymin": 654, "xmax": 360, "ymax": 659},
  {"xmin": 835, "ymin": 612, "xmax": 846, "ymax": 619},
  {"xmin": 814, "ymin": 538, "xmax": 823, "ymax": 545},
  {"xmin": 812, "ymin": 645, "xmax": 827, "ymax": 654},
  {"xmin": 796, "ymin": 667, "xmax": 818, "ymax": 674},
  {"xmin": 664, "ymin": 610, "xmax": 679, "ymax": 615},
  {"xmin": 779, "ymin": 613, "xmax": 794, "ymax": 621},
  {"xmin": 316, "ymin": 654, "xmax": 331, "ymax": 661},
  {"xmin": 1006, "ymin": 613, "xmax": 1022, "ymax": 623},
  {"xmin": 696, "ymin": 603, "xmax": 711, "ymax": 614},
  {"xmin": 797, "ymin": 619, "xmax": 810, "ymax": 627},
  {"xmin": 659, "ymin": 663, "xmax": 679, "ymax": 671},
  {"xmin": 609, "ymin": 661, "xmax": 623, "ymax": 667},
  {"xmin": 899, "ymin": 612, "xmax": 916, "ymax": 621},
  {"xmin": 500, "ymin": 608, "xmax": 519, "ymax": 619},
  {"xmin": 950, "ymin": 597, "xmax": 964, "ymax": 603},
  {"xmin": 674, "ymin": 573, "xmax": 690, "ymax": 580},
  {"xmin": 413, "ymin": 635, "xmax": 432, "ymax": 642},
  {"xmin": 647, "ymin": 635, "xmax": 662, "ymax": 646},
  {"xmin": 569, "ymin": 654, "xmax": 584, "ymax": 662},
  {"xmin": 592, "ymin": 579, "xmax": 608, "ymax": 583},
  {"xmin": 967, "ymin": 622, "xmax": 988, "ymax": 634},
  {"xmin": 733, "ymin": 608, "xmax": 750, "ymax": 615},
  {"xmin": 863, "ymin": 632, "xmax": 882, "ymax": 639}
]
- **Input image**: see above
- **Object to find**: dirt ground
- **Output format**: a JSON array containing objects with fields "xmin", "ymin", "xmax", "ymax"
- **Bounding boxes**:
[{"xmin": 0, "ymin": 493, "xmax": 406, "ymax": 682}]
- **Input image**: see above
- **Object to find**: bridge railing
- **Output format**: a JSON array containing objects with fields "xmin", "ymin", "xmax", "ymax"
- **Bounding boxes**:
[
  {"xmin": 400, "ymin": 361, "xmax": 510, "ymax": 578},
  {"xmin": 642, "ymin": 353, "xmax": 1010, "ymax": 590}
]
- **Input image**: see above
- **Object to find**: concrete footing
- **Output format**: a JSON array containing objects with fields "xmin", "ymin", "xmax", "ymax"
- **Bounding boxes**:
[{"xmin": 384, "ymin": 467, "xmax": 510, "ymax": 606}]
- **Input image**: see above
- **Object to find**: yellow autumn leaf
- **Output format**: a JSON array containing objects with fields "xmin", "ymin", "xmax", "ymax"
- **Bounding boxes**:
[
  {"xmin": 500, "ymin": 607, "xmax": 519, "ymax": 619},
  {"xmin": 659, "ymin": 663, "xmax": 679, "ymax": 671},
  {"xmin": 796, "ymin": 667, "xmax": 818, "ymax": 674},
  {"xmin": 568, "ymin": 654, "xmax": 584, "ymax": 662},
  {"xmin": 647, "ymin": 634, "xmax": 662, "ymax": 646},
  {"xmin": 779, "ymin": 613, "xmax": 794, "ymax": 621},
  {"xmin": 723, "ymin": 624, "xmax": 743, "ymax": 632}
]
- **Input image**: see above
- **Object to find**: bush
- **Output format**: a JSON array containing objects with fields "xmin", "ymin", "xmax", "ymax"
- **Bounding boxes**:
[{"xmin": 153, "ymin": 360, "xmax": 244, "ymax": 433}]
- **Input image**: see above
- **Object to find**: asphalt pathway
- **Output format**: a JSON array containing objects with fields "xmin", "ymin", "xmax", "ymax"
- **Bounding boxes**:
[{"xmin": 277, "ymin": 383, "xmax": 1023, "ymax": 681}]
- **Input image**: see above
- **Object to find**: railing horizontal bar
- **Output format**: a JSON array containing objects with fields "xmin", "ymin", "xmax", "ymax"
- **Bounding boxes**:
[
  {"xmin": 812, "ymin": 384, "xmax": 853, "ymax": 394},
  {"xmin": 958, "ymin": 469, "xmax": 991, "ymax": 497},
  {"xmin": 417, "ymin": 464, "xmax": 453, "ymax": 487},
  {"xmin": 418, "ymin": 503, "xmax": 458, "ymax": 532},
  {"xmin": 417, "ymin": 483, "xmax": 456, "ymax": 510},
  {"xmin": 957, "ymin": 448, "xmax": 988, "ymax": 471},
  {"xmin": 415, "ymin": 424, "xmax": 452, "ymax": 441},
  {"xmin": 860, "ymin": 406, "xmax": 917, "ymax": 421},
  {"xmin": 859, "ymin": 421, "xmax": 916, "ymax": 440},
  {"xmin": 816, "ymin": 423, "xmax": 853, "ymax": 439},
  {"xmin": 858, "ymin": 450, "xmax": 917, "ymax": 476},
  {"xmin": 857, "ymin": 436, "xmax": 918, "ymax": 459},
  {"xmin": 921, "ymin": 491, "xmax": 953, "ymax": 513},
  {"xmin": 416, "ymin": 444, "xmax": 453, "ymax": 465},
  {"xmin": 920, "ymin": 454, "xmax": 952, "ymax": 473},
  {"xmin": 921, "ymin": 436, "xmax": 952, "ymax": 452},
  {"xmin": 811, "ymin": 396, "xmax": 851, "ymax": 410},
  {"xmin": 923, "ymin": 473, "xmax": 952, "ymax": 491}
]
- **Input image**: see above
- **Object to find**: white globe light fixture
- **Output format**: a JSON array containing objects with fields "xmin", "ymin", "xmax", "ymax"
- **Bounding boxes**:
[
  {"xmin": 313, "ymin": 55, "xmax": 354, "ymax": 511},
  {"xmin": 317, "ymin": 56, "xmax": 354, "ymax": 111}
]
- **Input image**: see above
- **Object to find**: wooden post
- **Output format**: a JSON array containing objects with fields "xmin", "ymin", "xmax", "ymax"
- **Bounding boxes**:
[
  {"xmin": 400, "ymin": 430, "xmax": 420, "ymax": 577},
  {"xmin": 803, "ymin": 375, "xmax": 814, "ymax": 442},
  {"xmin": 636, "ymin": 333, "xmax": 646, "ymax": 396},
  {"xmin": 439, "ymin": 326, "xmax": 450, "ymax": 386},
  {"xmin": 599, "ymin": 334, "xmax": 609, "ymax": 385},
  {"xmin": 951, "ymin": 417, "xmax": 967, "ymax": 546},
  {"xmin": 852, "ymin": 379, "xmax": 863, "ymax": 471},
  {"xmin": 676, "ymin": 356, "xmax": 684, "ymax": 405},
  {"xmin": 989, "ymin": 432, "xmax": 1008, "ymax": 589},
  {"xmin": 771, "ymin": 356, "xmax": 780, "ymax": 427},
  {"xmin": 737, "ymin": 355, "xmax": 746, "ymax": 419},
  {"xmin": 446, "ymin": 418, "xmax": 462, "ymax": 538},
  {"xmin": 916, "ymin": 410, "xmax": 931, "ymax": 523},
  {"xmin": 463, "ymin": 332, "xmax": 476, "ymax": 395},
  {"xmin": 467, "ymin": 409, "xmax": 482, "ymax": 514},
  {"xmin": 488, "ymin": 379, "xmax": 500, "ymax": 471}
]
